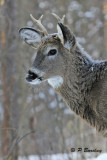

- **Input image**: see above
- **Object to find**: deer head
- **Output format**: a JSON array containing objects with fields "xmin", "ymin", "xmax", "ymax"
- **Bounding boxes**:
[{"xmin": 19, "ymin": 14, "xmax": 77, "ymax": 88}]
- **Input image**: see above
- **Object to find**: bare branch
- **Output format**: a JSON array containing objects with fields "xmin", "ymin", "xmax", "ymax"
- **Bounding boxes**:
[{"xmin": 3, "ymin": 130, "xmax": 36, "ymax": 160}]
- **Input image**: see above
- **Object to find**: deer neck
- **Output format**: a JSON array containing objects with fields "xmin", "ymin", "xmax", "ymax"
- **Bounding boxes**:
[{"xmin": 55, "ymin": 49, "xmax": 95, "ymax": 116}]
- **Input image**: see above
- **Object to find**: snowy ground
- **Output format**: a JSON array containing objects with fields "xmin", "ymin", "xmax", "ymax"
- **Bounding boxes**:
[
  {"xmin": 0, "ymin": 153, "xmax": 107, "ymax": 160},
  {"xmin": 87, "ymin": 153, "xmax": 107, "ymax": 160},
  {"xmin": 18, "ymin": 153, "xmax": 107, "ymax": 160}
]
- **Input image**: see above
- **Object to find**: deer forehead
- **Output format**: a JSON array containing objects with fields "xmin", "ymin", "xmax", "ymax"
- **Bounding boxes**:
[
  {"xmin": 39, "ymin": 34, "xmax": 61, "ymax": 47},
  {"xmin": 41, "ymin": 33, "xmax": 60, "ymax": 42}
]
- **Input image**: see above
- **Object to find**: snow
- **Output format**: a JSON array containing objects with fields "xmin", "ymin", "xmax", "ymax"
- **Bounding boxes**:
[
  {"xmin": 85, "ymin": 11, "xmax": 94, "ymax": 18},
  {"xmin": 1, "ymin": 153, "xmax": 107, "ymax": 160},
  {"xmin": 47, "ymin": 23, "xmax": 54, "ymax": 29},
  {"xmin": 39, "ymin": 92, "xmax": 46, "ymax": 99},
  {"xmin": 18, "ymin": 153, "xmax": 80, "ymax": 160},
  {"xmin": 35, "ymin": 104, "xmax": 44, "ymax": 112},
  {"xmin": 86, "ymin": 153, "xmax": 107, "ymax": 160},
  {"xmin": 77, "ymin": 37, "xmax": 86, "ymax": 44},
  {"xmin": 64, "ymin": 108, "xmax": 71, "ymax": 114},
  {"xmin": 96, "ymin": 153, "xmax": 107, "ymax": 160},
  {"xmin": 39, "ymin": 2, "xmax": 48, "ymax": 9},
  {"xmin": 49, "ymin": 100, "xmax": 57, "ymax": 109},
  {"xmin": 27, "ymin": 95, "xmax": 33, "ymax": 103},
  {"xmin": 27, "ymin": 21, "xmax": 33, "ymax": 27},
  {"xmin": 49, "ymin": 88, "xmax": 55, "ymax": 96},
  {"xmin": 17, "ymin": 153, "xmax": 107, "ymax": 160},
  {"xmin": 18, "ymin": 155, "xmax": 39, "ymax": 160},
  {"xmin": 68, "ymin": 1, "xmax": 82, "ymax": 11},
  {"xmin": 39, "ymin": 2, "xmax": 45, "ymax": 8}
]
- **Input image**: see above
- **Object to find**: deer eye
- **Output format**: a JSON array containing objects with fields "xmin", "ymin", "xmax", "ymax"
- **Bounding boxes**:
[{"xmin": 48, "ymin": 49, "xmax": 57, "ymax": 56}]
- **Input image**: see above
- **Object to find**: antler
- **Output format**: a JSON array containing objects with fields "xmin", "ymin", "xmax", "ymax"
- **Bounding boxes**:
[
  {"xmin": 30, "ymin": 14, "xmax": 48, "ymax": 36},
  {"xmin": 52, "ymin": 13, "xmax": 65, "ymax": 23},
  {"xmin": 52, "ymin": 13, "xmax": 65, "ymax": 44}
]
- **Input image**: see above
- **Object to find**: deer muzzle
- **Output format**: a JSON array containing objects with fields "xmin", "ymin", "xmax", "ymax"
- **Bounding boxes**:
[{"xmin": 26, "ymin": 70, "xmax": 42, "ymax": 83}]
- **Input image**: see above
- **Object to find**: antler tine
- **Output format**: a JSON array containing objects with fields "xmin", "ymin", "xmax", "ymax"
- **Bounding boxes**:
[
  {"xmin": 52, "ymin": 13, "xmax": 65, "ymax": 23},
  {"xmin": 30, "ymin": 14, "xmax": 48, "ymax": 36}
]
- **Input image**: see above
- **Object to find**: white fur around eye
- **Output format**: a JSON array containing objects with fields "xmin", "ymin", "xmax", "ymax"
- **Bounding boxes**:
[
  {"xmin": 48, "ymin": 53, "xmax": 57, "ymax": 60},
  {"xmin": 44, "ymin": 46, "xmax": 58, "ymax": 60},
  {"xmin": 45, "ymin": 46, "xmax": 57, "ymax": 54}
]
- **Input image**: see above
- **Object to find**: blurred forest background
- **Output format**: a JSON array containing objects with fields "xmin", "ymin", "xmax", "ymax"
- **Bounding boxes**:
[{"xmin": 0, "ymin": 0, "xmax": 107, "ymax": 160}]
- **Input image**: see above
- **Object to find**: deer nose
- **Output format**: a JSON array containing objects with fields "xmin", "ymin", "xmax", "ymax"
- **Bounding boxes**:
[{"xmin": 26, "ymin": 70, "xmax": 38, "ymax": 82}]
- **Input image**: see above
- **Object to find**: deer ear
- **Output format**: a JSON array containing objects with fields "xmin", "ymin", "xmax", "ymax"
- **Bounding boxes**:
[
  {"xmin": 19, "ymin": 27, "xmax": 44, "ymax": 48},
  {"xmin": 57, "ymin": 23, "xmax": 76, "ymax": 51}
]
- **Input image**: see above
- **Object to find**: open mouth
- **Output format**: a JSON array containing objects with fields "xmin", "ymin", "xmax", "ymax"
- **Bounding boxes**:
[{"xmin": 26, "ymin": 70, "xmax": 42, "ymax": 84}]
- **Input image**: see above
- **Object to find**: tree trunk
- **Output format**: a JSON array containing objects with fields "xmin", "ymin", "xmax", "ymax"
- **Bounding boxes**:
[
  {"xmin": 0, "ymin": 0, "xmax": 19, "ymax": 159},
  {"xmin": 104, "ymin": 0, "xmax": 107, "ymax": 59}
]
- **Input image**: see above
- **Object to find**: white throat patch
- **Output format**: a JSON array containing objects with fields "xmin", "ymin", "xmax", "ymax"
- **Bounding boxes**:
[{"xmin": 48, "ymin": 76, "xmax": 63, "ymax": 89}]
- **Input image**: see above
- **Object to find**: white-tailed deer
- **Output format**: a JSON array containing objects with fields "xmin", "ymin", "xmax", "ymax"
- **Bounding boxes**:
[{"xmin": 19, "ymin": 14, "xmax": 107, "ymax": 136}]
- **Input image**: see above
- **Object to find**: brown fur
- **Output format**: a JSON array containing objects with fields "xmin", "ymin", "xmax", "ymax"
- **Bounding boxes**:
[{"xmin": 19, "ymin": 22, "xmax": 107, "ymax": 136}]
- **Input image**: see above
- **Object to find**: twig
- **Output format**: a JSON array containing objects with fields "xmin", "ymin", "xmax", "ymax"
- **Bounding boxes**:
[{"xmin": 3, "ymin": 130, "xmax": 36, "ymax": 160}]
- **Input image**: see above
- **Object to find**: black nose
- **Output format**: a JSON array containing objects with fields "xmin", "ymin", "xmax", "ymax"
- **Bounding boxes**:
[{"xmin": 26, "ymin": 70, "xmax": 38, "ymax": 82}]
